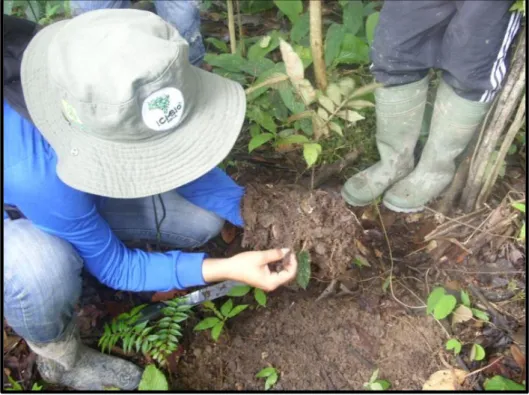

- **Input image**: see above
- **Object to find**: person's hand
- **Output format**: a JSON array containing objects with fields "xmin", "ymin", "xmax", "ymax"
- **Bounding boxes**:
[{"xmin": 202, "ymin": 248, "xmax": 298, "ymax": 292}]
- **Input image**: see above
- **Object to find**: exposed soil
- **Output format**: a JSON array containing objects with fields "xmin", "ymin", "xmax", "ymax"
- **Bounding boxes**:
[{"xmin": 176, "ymin": 284, "xmax": 445, "ymax": 391}]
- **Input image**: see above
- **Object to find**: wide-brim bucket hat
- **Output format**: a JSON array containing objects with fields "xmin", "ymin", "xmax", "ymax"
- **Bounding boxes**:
[{"xmin": 21, "ymin": 9, "xmax": 246, "ymax": 198}]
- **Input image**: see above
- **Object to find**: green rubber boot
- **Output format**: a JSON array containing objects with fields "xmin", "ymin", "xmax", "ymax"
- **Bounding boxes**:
[
  {"xmin": 27, "ymin": 322, "xmax": 143, "ymax": 391},
  {"xmin": 342, "ymin": 76, "xmax": 429, "ymax": 206},
  {"xmin": 383, "ymin": 79, "xmax": 491, "ymax": 213}
]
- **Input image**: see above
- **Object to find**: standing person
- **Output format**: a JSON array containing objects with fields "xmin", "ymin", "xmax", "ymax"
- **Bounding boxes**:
[
  {"xmin": 71, "ymin": 0, "xmax": 206, "ymax": 66},
  {"xmin": 342, "ymin": 1, "xmax": 522, "ymax": 212},
  {"xmin": 4, "ymin": 10, "xmax": 297, "ymax": 390}
]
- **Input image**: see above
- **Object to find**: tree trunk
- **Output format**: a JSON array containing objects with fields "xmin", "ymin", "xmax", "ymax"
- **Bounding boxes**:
[
  {"xmin": 227, "ymin": 0, "xmax": 237, "ymax": 54},
  {"xmin": 309, "ymin": 0, "xmax": 327, "ymax": 91},
  {"xmin": 460, "ymin": 30, "xmax": 526, "ymax": 212}
]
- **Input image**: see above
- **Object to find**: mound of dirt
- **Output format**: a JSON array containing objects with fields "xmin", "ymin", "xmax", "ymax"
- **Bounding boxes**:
[{"xmin": 242, "ymin": 183, "xmax": 362, "ymax": 281}]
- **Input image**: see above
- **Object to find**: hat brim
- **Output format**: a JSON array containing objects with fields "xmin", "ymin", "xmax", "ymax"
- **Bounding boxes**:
[{"xmin": 21, "ymin": 20, "xmax": 246, "ymax": 198}]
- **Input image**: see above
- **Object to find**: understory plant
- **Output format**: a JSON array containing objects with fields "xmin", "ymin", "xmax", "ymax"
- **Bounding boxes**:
[
  {"xmin": 193, "ymin": 299, "xmax": 248, "ymax": 341},
  {"xmin": 4, "ymin": 0, "xmax": 71, "ymax": 25},
  {"xmin": 256, "ymin": 366, "xmax": 279, "ymax": 391},
  {"xmin": 99, "ymin": 298, "xmax": 191, "ymax": 366}
]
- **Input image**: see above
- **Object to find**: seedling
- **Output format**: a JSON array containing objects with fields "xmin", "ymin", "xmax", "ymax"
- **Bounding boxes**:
[
  {"xmin": 138, "ymin": 365, "xmax": 169, "ymax": 391},
  {"xmin": 5, "ymin": 376, "xmax": 42, "ymax": 391},
  {"xmin": 445, "ymin": 339, "xmax": 462, "ymax": 355},
  {"xmin": 469, "ymin": 343, "xmax": 486, "ymax": 361},
  {"xmin": 194, "ymin": 299, "xmax": 248, "ymax": 341},
  {"xmin": 426, "ymin": 287, "xmax": 489, "ymax": 322},
  {"xmin": 256, "ymin": 366, "xmax": 279, "ymax": 391},
  {"xmin": 228, "ymin": 285, "xmax": 268, "ymax": 307},
  {"xmin": 363, "ymin": 369, "xmax": 390, "ymax": 391}
]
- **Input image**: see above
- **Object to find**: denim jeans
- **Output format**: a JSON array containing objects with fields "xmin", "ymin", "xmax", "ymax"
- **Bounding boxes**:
[
  {"xmin": 71, "ymin": 0, "xmax": 205, "ymax": 66},
  {"xmin": 3, "ymin": 191, "xmax": 223, "ymax": 343}
]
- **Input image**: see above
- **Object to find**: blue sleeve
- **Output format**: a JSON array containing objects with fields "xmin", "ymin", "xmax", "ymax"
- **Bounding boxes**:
[
  {"xmin": 176, "ymin": 167, "xmax": 245, "ymax": 227},
  {"xmin": 4, "ymin": 101, "xmax": 206, "ymax": 292}
]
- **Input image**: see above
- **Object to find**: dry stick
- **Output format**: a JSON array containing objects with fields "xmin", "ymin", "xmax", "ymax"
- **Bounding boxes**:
[
  {"xmin": 477, "ymin": 95, "xmax": 526, "ymax": 206},
  {"xmin": 461, "ymin": 31, "xmax": 526, "ymax": 212},
  {"xmin": 424, "ymin": 208, "xmax": 487, "ymax": 241},
  {"xmin": 309, "ymin": 0, "xmax": 327, "ymax": 91},
  {"xmin": 468, "ymin": 284, "xmax": 514, "ymax": 338},
  {"xmin": 226, "ymin": 0, "xmax": 237, "ymax": 54}
]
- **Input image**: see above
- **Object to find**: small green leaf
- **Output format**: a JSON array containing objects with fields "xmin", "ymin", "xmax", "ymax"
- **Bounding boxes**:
[
  {"xmin": 460, "ymin": 290, "xmax": 471, "ymax": 307},
  {"xmin": 318, "ymin": 95, "xmax": 336, "ymax": 113},
  {"xmin": 220, "ymin": 299, "xmax": 234, "ymax": 317},
  {"xmin": 445, "ymin": 339, "xmax": 462, "ymax": 355},
  {"xmin": 260, "ymin": 36, "xmax": 272, "ymax": 48},
  {"xmin": 204, "ymin": 53, "xmax": 248, "ymax": 73},
  {"xmin": 296, "ymin": 250, "xmax": 311, "ymax": 289},
  {"xmin": 205, "ymin": 37, "xmax": 229, "ymax": 53},
  {"xmin": 342, "ymin": 1, "xmax": 363, "ymax": 36},
  {"xmin": 7, "ymin": 376, "xmax": 23, "ymax": 391},
  {"xmin": 303, "ymin": 143, "xmax": 322, "ymax": 167},
  {"xmin": 291, "ymin": 12, "xmax": 310, "ymax": 43},
  {"xmin": 328, "ymin": 122, "xmax": 343, "ymax": 137},
  {"xmin": 484, "ymin": 375, "xmax": 526, "ymax": 391},
  {"xmin": 433, "ymin": 295, "xmax": 457, "ymax": 320},
  {"xmin": 471, "ymin": 308, "xmax": 490, "ymax": 322},
  {"xmin": 426, "ymin": 287, "xmax": 446, "ymax": 315},
  {"xmin": 254, "ymin": 288, "xmax": 267, "ymax": 307},
  {"xmin": 211, "ymin": 321, "xmax": 224, "ymax": 341},
  {"xmin": 138, "ymin": 364, "xmax": 169, "ymax": 391},
  {"xmin": 369, "ymin": 369, "xmax": 379, "ymax": 383},
  {"xmin": 275, "ymin": 134, "xmax": 310, "ymax": 146},
  {"xmin": 273, "ymin": 0, "xmax": 303, "ymax": 23},
  {"xmin": 382, "ymin": 276, "xmax": 391, "ymax": 293},
  {"xmin": 226, "ymin": 304, "xmax": 249, "ymax": 318},
  {"xmin": 512, "ymin": 202, "xmax": 526, "ymax": 213},
  {"xmin": 470, "ymin": 343, "xmax": 486, "ymax": 361},
  {"xmin": 194, "ymin": 317, "xmax": 221, "ymax": 331},
  {"xmin": 249, "ymin": 133, "xmax": 275, "ymax": 153},
  {"xmin": 248, "ymin": 107, "xmax": 277, "ymax": 133},
  {"xmin": 324, "ymin": 23, "xmax": 346, "ymax": 66},
  {"xmin": 256, "ymin": 367, "xmax": 276, "ymax": 378},
  {"xmin": 365, "ymin": 12, "xmax": 380, "ymax": 45},
  {"xmin": 228, "ymin": 285, "xmax": 252, "ymax": 297},
  {"xmin": 265, "ymin": 372, "xmax": 279, "ymax": 390},
  {"xmin": 376, "ymin": 380, "xmax": 391, "ymax": 390},
  {"xmin": 335, "ymin": 34, "xmax": 370, "ymax": 65}
]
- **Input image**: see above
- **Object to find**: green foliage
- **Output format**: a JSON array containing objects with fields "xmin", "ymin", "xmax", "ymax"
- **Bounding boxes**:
[
  {"xmin": 363, "ymin": 369, "xmax": 391, "ymax": 391},
  {"xmin": 194, "ymin": 299, "xmax": 248, "ymax": 342},
  {"xmin": 484, "ymin": 375, "xmax": 526, "ymax": 391},
  {"xmin": 510, "ymin": 0, "xmax": 526, "ymax": 16},
  {"xmin": 470, "ymin": 343, "xmax": 486, "ymax": 361},
  {"xmin": 273, "ymin": 0, "xmax": 303, "ymax": 23},
  {"xmin": 460, "ymin": 290, "xmax": 471, "ymax": 307},
  {"xmin": 138, "ymin": 365, "xmax": 169, "ymax": 391},
  {"xmin": 256, "ymin": 366, "xmax": 279, "ymax": 391},
  {"xmin": 512, "ymin": 202, "xmax": 526, "ymax": 242},
  {"xmin": 471, "ymin": 308, "xmax": 490, "ymax": 322},
  {"xmin": 98, "ymin": 298, "xmax": 191, "ymax": 366},
  {"xmin": 445, "ymin": 339, "xmax": 462, "ymax": 355},
  {"xmin": 227, "ymin": 284, "xmax": 268, "ymax": 307},
  {"xmin": 4, "ymin": 0, "xmax": 71, "ymax": 25},
  {"xmin": 296, "ymin": 251, "xmax": 311, "ymax": 289},
  {"xmin": 426, "ymin": 287, "xmax": 457, "ymax": 320},
  {"xmin": 5, "ymin": 376, "xmax": 42, "ymax": 391}
]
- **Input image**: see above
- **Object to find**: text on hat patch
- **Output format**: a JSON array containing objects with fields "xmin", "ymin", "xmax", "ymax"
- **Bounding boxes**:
[{"xmin": 142, "ymin": 87, "xmax": 185, "ymax": 132}]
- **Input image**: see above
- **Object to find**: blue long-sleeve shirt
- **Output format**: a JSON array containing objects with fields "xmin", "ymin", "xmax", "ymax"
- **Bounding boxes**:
[{"xmin": 3, "ymin": 101, "xmax": 244, "ymax": 292}]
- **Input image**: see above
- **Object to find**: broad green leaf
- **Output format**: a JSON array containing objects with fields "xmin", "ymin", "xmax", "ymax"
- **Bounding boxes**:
[
  {"xmin": 426, "ymin": 287, "xmax": 446, "ymax": 315},
  {"xmin": 335, "ymin": 34, "xmax": 370, "ymax": 65},
  {"xmin": 433, "ymin": 295, "xmax": 457, "ymax": 320},
  {"xmin": 256, "ymin": 367, "xmax": 276, "ymax": 378},
  {"xmin": 317, "ymin": 107, "xmax": 330, "ymax": 121},
  {"xmin": 346, "ymin": 99, "xmax": 375, "ymax": 110},
  {"xmin": 211, "ymin": 321, "xmax": 224, "ymax": 341},
  {"xmin": 194, "ymin": 317, "xmax": 221, "ymax": 331},
  {"xmin": 278, "ymin": 86, "xmax": 306, "ymax": 114},
  {"xmin": 220, "ymin": 299, "xmax": 234, "ymax": 317},
  {"xmin": 273, "ymin": 0, "xmax": 303, "ymax": 23},
  {"xmin": 296, "ymin": 250, "xmax": 311, "ymax": 289},
  {"xmin": 303, "ymin": 143, "xmax": 322, "ymax": 168},
  {"xmin": 249, "ymin": 133, "xmax": 275, "ymax": 152},
  {"xmin": 376, "ymin": 380, "xmax": 391, "ymax": 390},
  {"xmin": 484, "ymin": 375, "xmax": 526, "ymax": 391},
  {"xmin": 226, "ymin": 304, "xmax": 249, "ymax": 318},
  {"xmin": 445, "ymin": 339, "xmax": 462, "ymax": 355},
  {"xmin": 470, "ymin": 343, "xmax": 486, "ymax": 361},
  {"xmin": 336, "ymin": 110, "xmax": 365, "ymax": 123},
  {"xmin": 370, "ymin": 382, "xmax": 383, "ymax": 391},
  {"xmin": 512, "ymin": 202, "xmax": 526, "ymax": 213},
  {"xmin": 265, "ymin": 372, "xmax": 279, "ymax": 390},
  {"xmin": 342, "ymin": 1, "xmax": 364, "ymax": 36},
  {"xmin": 275, "ymin": 134, "xmax": 310, "ymax": 146},
  {"xmin": 246, "ymin": 64, "xmax": 288, "ymax": 101},
  {"xmin": 228, "ymin": 285, "xmax": 252, "ymax": 297},
  {"xmin": 205, "ymin": 37, "xmax": 229, "ymax": 53},
  {"xmin": 242, "ymin": 58, "xmax": 277, "ymax": 77},
  {"xmin": 365, "ymin": 12, "xmax": 380, "ymax": 45},
  {"xmin": 212, "ymin": 68, "xmax": 247, "ymax": 85},
  {"xmin": 254, "ymin": 288, "xmax": 267, "ymax": 307},
  {"xmin": 249, "ymin": 124, "xmax": 261, "ymax": 138},
  {"xmin": 324, "ymin": 23, "xmax": 346, "ymax": 66},
  {"xmin": 260, "ymin": 36, "xmax": 272, "ymax": 48},
  {"xmin": 138, "ymin": 364, "xmax": 169, "ymax": 391},
  {"xmin": 318, "ymin": 95, "xmax": 336, "ymax": 113},
  {"xmin": 248, "ymin": 107, "xmax": 277, "ymax": 133},
  {"xmin": 247, "ymin": 31, "xmax": 283, "ymax": 61},
  {"xmin": 329, "ymin": 121, "xmax": 343, "ymax": 137},
  {"xmin": 326, "ymin": 83, "xmax": 342, "ymax": 105},
  {"xmin": 471, "ymin": 308, "xmax": 490, "ymax": 322},
  {"xmin": 291, "ymin": 12, "xmax": 310, "ymax": 43},
  {"xmin": 460, "ymin": 290, "xmax": 471, "ymax": 307},
  {"xmin": 205, "ymin": 53, "xmax": 248, "ymax": 73},
  {"xmin": 294, "ymin": 45, "xmax": 313, "ymax": 68}
]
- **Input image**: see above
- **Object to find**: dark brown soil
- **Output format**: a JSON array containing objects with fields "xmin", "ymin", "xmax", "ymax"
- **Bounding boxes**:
[
  {"xmin": 176, "ymin": 284, "xmax": 444, "ymax": 391},
  {"xmin": 242, "ymin": 183, "xmax": 361, "ymax": 281}
]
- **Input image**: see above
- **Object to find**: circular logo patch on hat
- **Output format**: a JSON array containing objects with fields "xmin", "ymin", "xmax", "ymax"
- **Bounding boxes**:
[{"xmin": 142, "ymin": 87, "xmax": 185, "ymax": 131}]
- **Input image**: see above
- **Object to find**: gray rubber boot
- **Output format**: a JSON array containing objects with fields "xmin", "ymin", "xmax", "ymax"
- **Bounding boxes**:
[
  {"xmin": 27, "ymin": 322, "xmax": 143, "ymax": 391},
  {"xmin": 383, "ymin": 79, "xmax": 491, "ymax": 213},
  {"xmin": 342, "ymin": 76, "xmax": 429, "ymax": 206}
]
